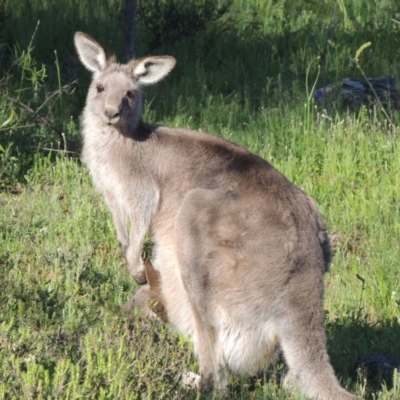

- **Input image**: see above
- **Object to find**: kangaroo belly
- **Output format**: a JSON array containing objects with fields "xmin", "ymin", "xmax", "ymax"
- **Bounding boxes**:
[{"xmin": 218, "ymin": 310, "xmax": 280, "ymax": 375}]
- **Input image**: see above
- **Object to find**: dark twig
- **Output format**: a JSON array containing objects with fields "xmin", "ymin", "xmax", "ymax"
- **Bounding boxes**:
[
  {"xmin": 34, "ymin": 79, "xmax": 78, "ymax": 116},
  {"xmin": 4, "ymin": 79, "xmax": 78, "ymax": 149},
  {"xmin": 7, "ymin": 95, "xmax": 64, "ymax": 145},
  {"xmin": 356, "ymin": 274, "xmax": 366, "ymax": 321}
]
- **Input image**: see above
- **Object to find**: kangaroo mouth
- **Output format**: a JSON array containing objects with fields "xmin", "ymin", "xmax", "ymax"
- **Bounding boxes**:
[{"xmin": 102, "ymin": 114, "xmax": 120, "ymax": 125}]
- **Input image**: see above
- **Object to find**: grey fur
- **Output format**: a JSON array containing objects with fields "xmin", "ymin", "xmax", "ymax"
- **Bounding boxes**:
[{"xmin": 74, "ymin": 31, "xmax": 361, "ymax": 399}]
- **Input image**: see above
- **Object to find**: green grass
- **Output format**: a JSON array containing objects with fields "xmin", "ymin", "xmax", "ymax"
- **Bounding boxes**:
[
  {"xmin": 1, "ymin": 109, "xmax": 400, "ymax": 399},
  {"xmin": 1, "ymin": 0, "xmax": 400, "ymax": 398}
]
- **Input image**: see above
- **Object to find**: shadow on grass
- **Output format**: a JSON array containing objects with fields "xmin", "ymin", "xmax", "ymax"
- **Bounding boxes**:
[
  {"xmin": 327, "ymin": 316, "xmax": 400, "ymax": 397},
  {"xmin": 117, "ymin": 298, "xmax": 400, "ymax": 399}
]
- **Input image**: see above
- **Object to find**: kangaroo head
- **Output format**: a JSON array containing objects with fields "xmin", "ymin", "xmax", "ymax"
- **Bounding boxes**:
[{"xmin": 74, "ymin": 32, "xmax": 176, "ymax": 134}]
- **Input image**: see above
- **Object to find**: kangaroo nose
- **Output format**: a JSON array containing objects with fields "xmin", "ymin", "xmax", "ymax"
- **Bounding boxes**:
[{"xmin": 104, "ymin": 107, "xmax": 120, "ymax": 123}]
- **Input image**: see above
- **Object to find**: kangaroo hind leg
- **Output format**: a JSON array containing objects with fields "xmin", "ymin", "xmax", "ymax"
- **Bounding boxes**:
[
  {"xmin": 278, "ymin": 286, "xmax": 360, "ymax": 400},
  {"xmin": 174, "ymin": 188, "xmax": 234, "ymax": 395}
]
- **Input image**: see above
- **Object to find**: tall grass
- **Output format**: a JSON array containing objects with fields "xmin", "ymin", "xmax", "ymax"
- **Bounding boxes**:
[{"xmin": 1, "ymin": 0, "xmax": 400, "ymax": 398}]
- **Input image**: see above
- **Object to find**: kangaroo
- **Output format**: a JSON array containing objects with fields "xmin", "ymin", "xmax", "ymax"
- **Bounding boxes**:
[{"xmin": 74, "ymin": 31, "xmax": 360, "ymax": 399}]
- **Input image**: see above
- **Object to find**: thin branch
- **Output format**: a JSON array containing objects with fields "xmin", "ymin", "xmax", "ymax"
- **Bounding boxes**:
[
  {"xmin": 41, "ymin": 147, "xmax": 78, "ymax": 155},
  {"xmin": 6, "ymin": 95, "xmax": 65, "ymax": 144},
  {"xmin": 354, "ymin": 44, "xmax": 396, "ymax": 128},
  {"xmin": 320, "ymin": 7, "xmax": 338, "ymax": 109},
  {"xmin": 34, "ymin": 79, "xmax": 78, "ymax": 116}
]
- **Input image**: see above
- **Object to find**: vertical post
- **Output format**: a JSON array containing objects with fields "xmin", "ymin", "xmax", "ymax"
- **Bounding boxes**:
[{"xmin": 124, "ymin": 0, "xmax": 137, "ymax": 61}]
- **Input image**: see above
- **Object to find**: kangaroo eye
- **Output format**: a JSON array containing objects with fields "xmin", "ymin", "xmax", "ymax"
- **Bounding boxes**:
[
  {"xmin": 96, "ymin": 85, "xmax": 104, "ymax": 93},
  {"xmin": 127, "ymin": 90, "xmax": 135, "ymax": 99}
]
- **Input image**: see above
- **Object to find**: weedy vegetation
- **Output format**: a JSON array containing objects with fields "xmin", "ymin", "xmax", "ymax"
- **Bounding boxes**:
[{"xmin": 1, "ymin": 0, "xmax": 400, "ymax": 399}]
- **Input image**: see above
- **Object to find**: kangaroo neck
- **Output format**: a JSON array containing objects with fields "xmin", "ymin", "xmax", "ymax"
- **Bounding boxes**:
[
  {"xmin": 131, "ymin": 120, "xmax": 154, "ymax": 142},
  {"xmin": 111, "ymin": 119, "xmax": 153, "ymax": 142}
]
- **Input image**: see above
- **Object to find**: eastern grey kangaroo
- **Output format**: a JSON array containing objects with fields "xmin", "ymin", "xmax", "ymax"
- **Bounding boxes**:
[{"xmin": 74, "ymin": 31, "xmax": 360, "ymax": 399}]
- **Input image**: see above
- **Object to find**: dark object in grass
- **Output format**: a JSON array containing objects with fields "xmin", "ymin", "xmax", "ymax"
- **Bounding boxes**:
[
  {"xmin": 315, "ymin": 77, "xmax": 400, "ymax": 112},
  {"xmin": 355, "ymin": 353, "xmax": 400, "ymax": 389}
]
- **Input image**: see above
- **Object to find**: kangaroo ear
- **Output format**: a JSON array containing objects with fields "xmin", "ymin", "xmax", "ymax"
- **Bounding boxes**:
[
  {"xmin": 74, "ymin": 31, "xmax": 108, "ymax": 73},
  {"xmin": 132, "ymin": 56, "xmax": 176, "ymax": 85}
]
